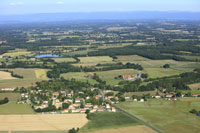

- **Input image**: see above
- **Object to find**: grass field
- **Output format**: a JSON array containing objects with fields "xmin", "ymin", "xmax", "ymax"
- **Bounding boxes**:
[
  {"xmin": 53, "ymin": 57, "xmax": 76, "ymax": 63},
  {"xmin": 78, "ymin": 56, "xmax": 113, "ymax": 64},
  {"xmin": 0, "ymin": 114, "xmax": 87, "ymax": 132},
  {"xmin": 61, "ymin": 72, "xmax": 98, "ymax": 85},
  {"xmin": 0, "ymin": 93, "xmax": 20, "ymax": 102},
  {"xmin": 188, "ymin": 83, "xmax": 200, "ymax": 90},
  {"xmin": 0, "ymin": 103, "xmax": 35, "ymax": 115},
  {"xmin": 91, "ymin": 125, "xmax": 155, "ymax": 133},
  {"xmin": 81, "ymin": 112, "xmax": 140, "ymax": 132},
  {"xmin": 0, "ymin": 71, "xmax": 16, "ymax": 80},
  {"xmin": 117, "ymin": 98, "xmax": 200, "ymax": 133},
  {"xmin": 0, "ymin": 68, "xmax": 48, "ymax": 89},
  {"xmin": 1, "ymin": 51, "xmax": 31, "ymax": 57},
  {"xmin": 91, "ymin": 69, "xmax": 140, "ymax": 85}
]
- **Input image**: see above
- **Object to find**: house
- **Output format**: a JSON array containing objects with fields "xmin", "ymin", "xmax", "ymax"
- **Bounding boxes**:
[
  {"xmin": 80, "ymin": 109, "xmax": 86, "ymax": 113},
  {"xmin": 167, "ymin": 97, "xmax": 177, "ymax": 101},
  {"xmin": 106, "ymin": 104, "xmax": 111, "ymax": 109},
  {"xmin": 133, "ymin": 98, "xmax": 137, "ymax": 102},
  {"xmin": 123, "ymin": 75, "xmax": 134, "ymax": 80},
  {"xmin": 166, "ymin": 94, "xmax": 174, "ymax": 98},
  {"xmin": 97, "ymin": 108, "xmax": 104, "ymax": 112},
  {"xmin": 112, "ymin": 107, "xmax": 116, "ymax": 112},
  {"xmin": 64, "ymin": 99, "xmax": 73, "ymax": 103},
  {"xmin": 75, "ymin": 98, "xmax": 82, "ymax": 103},
  {"xmin": 152, "ymin": 95, "xmax": 161, "ymax": 99},
  {"xmin": 192, "ymin": 94, "xmax": 199, "ymax": 97},
  {"xmin": 93, "ymin": 105, "xmax": 98, "ymax": 109},
  {"xmin": 53, "ymin": 92, "xmax": 59, "ymax": 97},
  {"xmin": 72, "ymin": 109, "xmax": 80, "ymax": 113},
  {"xmin": 90, "ymin": 87, "xmax": 97, "ymax": 91},
  {"xmin": 139, "ymin": 99, "xmax": 144, "ymax": 102},
  {"xmin": 90, "ymin": 108, "xmax": 97, "ymax": 113},
  {"xmin": 61, "ymin": 109, "xmax": 68, "ymax": 113},
  {"xmin": 125, "ymin": 96, "xmax": 131, "ymax": 100},
  {"xmin": 1, "ymin": 88, "xmax": 15, "ymax": 91},
  {"xmin": 68, "ymin": 105, "xmax": 75, "ymax": 110},
  {"xmin": 181, "ymin": 94, "xmax": 185, "ymax": 98}
]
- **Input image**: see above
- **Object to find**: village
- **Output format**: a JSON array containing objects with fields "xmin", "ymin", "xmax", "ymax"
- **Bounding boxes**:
[{"xmin": 1, "ymin": 85, "xmax": 197, "ymax": 115}]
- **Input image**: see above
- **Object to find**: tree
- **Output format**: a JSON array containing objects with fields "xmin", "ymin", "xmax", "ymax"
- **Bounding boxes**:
[{"xmin": 163, "ymin": 64, "xmax": 170, "ymax": 68}]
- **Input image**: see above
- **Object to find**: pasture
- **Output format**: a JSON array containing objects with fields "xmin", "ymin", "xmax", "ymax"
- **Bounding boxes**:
[
  {"xmin": 61, "ymin": 72, "xmax": 97, "ymax": 85},
  {"xmin": 81, "ymin": 112, "xmax": 140, "ymax": 132},
  {"xmin": 0, "ymin": 103, "xmax": 35, "ymax": 115},
  {"xmin": 0, "ymin": 68, "xmax": 48, "ymax": 89},
  {"xmin": 91, "ymin": 69, "xmax": 140, "ymax": 85},
  {"xmin": 91, "ymin": 125, "xmax": 155, "ymax": 133},
  {"xmin": 78, "ymin": 56, "xmax": 113, "ymax": 64},
  {"xmin": 1, "ymin": 51, "xmax": 31, "ymax": 57},
  {"xmin": 0, "ymin": 93, "xmax": 20, "ymax": 102},
  {"xmin": 0, "ymin": 114, "xmax": 87, "ymax": 132},
  {"xmin": 117, "ymin": 98, "xmax": 200, "ymax": 133}
]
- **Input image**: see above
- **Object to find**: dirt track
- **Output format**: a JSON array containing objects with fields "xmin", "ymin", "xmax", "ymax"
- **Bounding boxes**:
[{"xmin": 0, "ymin": 114, "xmax": 88, "ymax": 131}]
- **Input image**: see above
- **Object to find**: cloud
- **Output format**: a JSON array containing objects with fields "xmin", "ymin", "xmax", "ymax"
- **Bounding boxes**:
[
  {"xmin": 9, "ymin": 2, "xmax": 24, "ymax": 6},
  {"xmin": 56, "ymin": 1, "xmax": 64, "ymax": 5}
]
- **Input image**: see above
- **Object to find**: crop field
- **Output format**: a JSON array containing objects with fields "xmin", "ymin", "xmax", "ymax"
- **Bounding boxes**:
[
  {"xmin": 81, "ymin": 112, "xmax": 140, "ymax": 132},
  {"xmin": 0, "ymin": 103, "xmax": 35, "ymax": 115},
  {"xmin": 0, "ymin": 114, "xmax": 87, "ymax": 132},
  {"xmin": 78, "ymin": 56, "xmax": 113, "ymax": 64},
  {"xmin": 0, "ymin": 68, "xmax": 48, "ymax": 89},
  {"xmin": 117, "ymin": 98, "xmax": 200, "ymax": 133},
  {"xmin": 117, "ymin": 55, "xmax": 150, "ymax": 62},
  {"xmin": 61, "ymin": 72, "xmax": 97, "ymax": 84},
  {"xmin": 0, "ymin": 93, "xmax": 20, "ymax": 102},
  {"xmin": 0, "ymin": 71, "xmax": 16, "ymax": 80},
  {"xmin": 35, "ymin": 69, "xmax": 48, "ymax": 80},
  {"xmin": 53, "ymin": 57, "xmax": 76, "ymax": 63},
  {"xmin": 188, "ymin": 83, "xmax": 200, "ymax": 90}
]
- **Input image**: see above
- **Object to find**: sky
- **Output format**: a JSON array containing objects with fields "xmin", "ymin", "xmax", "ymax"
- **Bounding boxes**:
[{"xmin": 0, "ymin": 0, "xmax": 200, "ymax": 15}]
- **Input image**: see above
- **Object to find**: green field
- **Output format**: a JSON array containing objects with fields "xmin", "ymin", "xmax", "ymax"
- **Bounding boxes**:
[
  {"xmin": 0, "ymin": 103, "xmax": 35, "ymax": 114},
  {"xmin": 0, "ymin": 93, "xmax": 20, "ymax": 102},
  {"xmin": 81, "ymin": 112, "xmax": 141, "ymax": 132},
  {"xmin": 78, "ymin": 56, "xmax": 113, "ymax": 63},
  {"xmin": 1, "ymin": 51, "xmax": 31, "ymax": 57},
  {"xmin": 91, "ymin": 69, "xmax": 140, "ymax": 85},
  {"xmin": 0, "ymin": 68, "xmax": 48, "ymax": 89},
  {"xmin": 117, "ymin": 98, "xmax": 200, "ymax": 133},
  {"xmin": 61, "ymin": 72, "xmax": 98, "ymax": 85}
]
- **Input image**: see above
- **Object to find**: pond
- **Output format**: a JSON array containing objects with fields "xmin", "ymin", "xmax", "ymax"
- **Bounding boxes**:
[{"xmin": 35, "ymin": 54, "xmax": 61, "ymax": 58}]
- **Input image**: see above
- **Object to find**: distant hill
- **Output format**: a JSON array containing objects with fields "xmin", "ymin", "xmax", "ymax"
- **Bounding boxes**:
[{"xmin": 0, "ymin": 11, "xmax": 200, "ymax": 23}]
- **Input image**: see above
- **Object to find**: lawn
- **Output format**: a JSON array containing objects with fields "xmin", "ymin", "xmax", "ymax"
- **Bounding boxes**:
[
  {"xmin": 81, "ymin": 112, "xmax": 141, "ymax": 132},
  {"xmin": 0, "ymin": 93, "xmax": 20, "ymax": 102},
  {"xmin": 0, "ymin": 103, "xmax": 35, "ymax": 114},
  {"xmin": 117, "ymin": 98, "xmax": 200, "ymax": 133}
]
